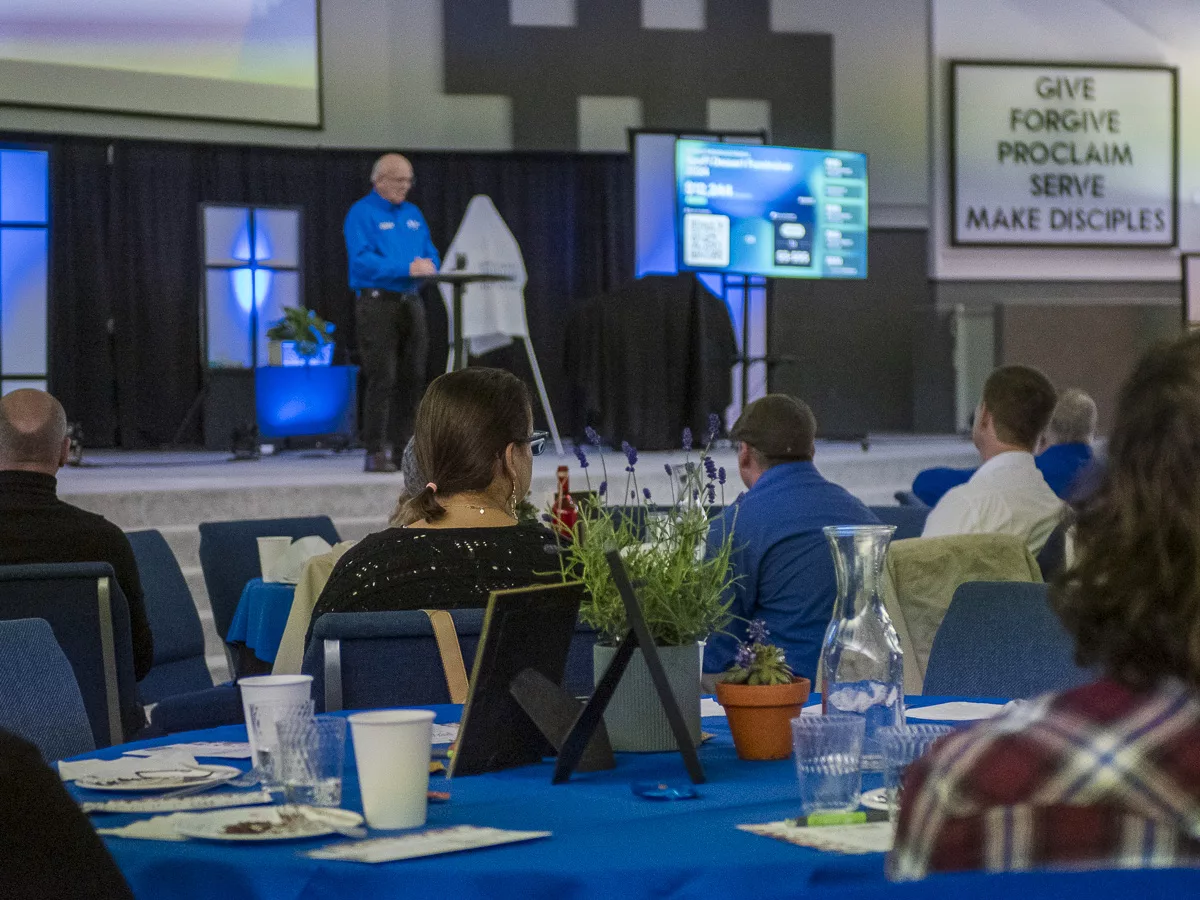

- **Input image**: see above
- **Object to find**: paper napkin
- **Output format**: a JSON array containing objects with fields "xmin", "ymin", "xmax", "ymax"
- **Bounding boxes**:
[
  {"xmin": 738, "ymin": 820, "xmax": 894, "ymax": 854},
  {"xmin": 307, "ymin": 825, "xmax": 551, "ymax": 864}
]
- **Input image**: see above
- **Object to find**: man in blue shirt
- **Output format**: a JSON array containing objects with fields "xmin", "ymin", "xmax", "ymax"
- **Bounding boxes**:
[
  {"xmin": 344, "ymin": 153, "xmax": 441, "ymax": 472},
  {"xmin": 911, "ymin": 387, "xmax": 1097, "ymax": 505},
  {"xmin": 703, "ymin": 395, "xmax": 880, "ymax": 684}
]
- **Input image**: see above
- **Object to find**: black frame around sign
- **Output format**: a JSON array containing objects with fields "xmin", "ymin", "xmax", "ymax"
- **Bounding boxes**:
[
  {"xmin": 948, "ymin": 60, "xmax": 1179, "ymax": 250},
  {"xmin": 550, "ymin": 549, "xmax": 705, "ymax": 785}
]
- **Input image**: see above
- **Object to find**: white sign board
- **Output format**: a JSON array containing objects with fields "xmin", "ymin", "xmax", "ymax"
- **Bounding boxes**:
[{"xmin": 952, "ymin": 62, "xmax": 1176, "ymax": 247}]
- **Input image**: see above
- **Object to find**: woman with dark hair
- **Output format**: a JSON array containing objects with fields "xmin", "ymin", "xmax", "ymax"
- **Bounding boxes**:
[
  {"xmin": 890, "ymin": 332, "xmax": 1200, "ymax": 879},
  {"xmin": 308, "ymin": 368, "xmax": 559, "ymax": 630}
]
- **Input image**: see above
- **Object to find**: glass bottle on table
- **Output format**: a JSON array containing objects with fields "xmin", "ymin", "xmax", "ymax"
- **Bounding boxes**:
[
  {"xmin": 818, "ymin": 525, "xmax": 904, "ymax": 770},
  {"xmin": 551, "ymin": 465, "xmax": 578, "ymax": 536}
]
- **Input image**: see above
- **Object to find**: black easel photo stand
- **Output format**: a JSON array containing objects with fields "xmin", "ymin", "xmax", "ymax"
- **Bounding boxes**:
[{"xmin": 519, "ymin": 549, "xmax": 706, "ymax": 786}]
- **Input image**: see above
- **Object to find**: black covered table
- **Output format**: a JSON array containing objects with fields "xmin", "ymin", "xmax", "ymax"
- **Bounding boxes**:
[{"xmin": 563, "ymin": 275, "xmax": 737, "ymax": 451}]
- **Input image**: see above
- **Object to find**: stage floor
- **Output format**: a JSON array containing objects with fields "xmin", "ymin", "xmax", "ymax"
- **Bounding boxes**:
[{"xmin": 57, "ymin": 435, "xmax": 977, "ymax": 682}]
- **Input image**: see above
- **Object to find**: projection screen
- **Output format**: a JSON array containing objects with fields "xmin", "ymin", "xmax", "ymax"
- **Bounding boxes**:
[{"xmin": 0, "ymin": 0, "xmax": 321, "ymax": 126}]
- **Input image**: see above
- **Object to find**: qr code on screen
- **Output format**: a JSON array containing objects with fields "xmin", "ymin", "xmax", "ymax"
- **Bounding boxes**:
[{"xmin": 683, "ymin": 213, "xmax": 730, "ymax": 267}]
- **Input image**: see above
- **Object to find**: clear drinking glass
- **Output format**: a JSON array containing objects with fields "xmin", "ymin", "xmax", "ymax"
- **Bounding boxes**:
[
  {"xmin": 247, "ymin": 699, "xmax": 315, "ymax": 786},
  {"xmin": 790, "ymin": 714, "xmax": 866, "ymax": 816},
  {"xmin": 876, "ymin": 724, "xmax": 953, "ymax": 823},
  {"xmin": 276, "ymin": 715, "xmax": 347, "ymax": 807}
]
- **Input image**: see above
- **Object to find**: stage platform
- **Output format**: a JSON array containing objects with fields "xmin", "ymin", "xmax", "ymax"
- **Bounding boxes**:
[{"xmin": 58, "ymin": 435, "xmax": 977, "ymax": 682}]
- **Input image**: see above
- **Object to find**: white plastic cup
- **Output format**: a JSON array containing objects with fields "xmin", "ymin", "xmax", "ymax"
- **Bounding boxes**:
[
  {"xmin": 239, "ymin": 674, "xmax": 313, "ymax": 760},
  {"xmin": 349, "ymin": 709, "xmax": 435, "ymax": 829},
  {"xmin": 257, "ymin": 536, "xmax": 292, "ymax": 582}
]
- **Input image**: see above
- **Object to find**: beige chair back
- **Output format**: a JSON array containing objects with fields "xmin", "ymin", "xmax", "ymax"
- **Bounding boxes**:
[{"xmin": 883, "ymin": 534, "xmax": 1042, "ymax": 695}]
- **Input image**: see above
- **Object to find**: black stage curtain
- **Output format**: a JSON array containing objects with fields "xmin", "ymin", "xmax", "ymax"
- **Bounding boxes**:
[{"xmin": 14, "ymin": 132, "xmax": 729, "ymax": 450}]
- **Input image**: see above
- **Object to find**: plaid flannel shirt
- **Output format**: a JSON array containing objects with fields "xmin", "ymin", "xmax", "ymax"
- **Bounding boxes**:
[{"xmin": 889, "ymin": 678, "xmax": 1200, "ymax": 880}]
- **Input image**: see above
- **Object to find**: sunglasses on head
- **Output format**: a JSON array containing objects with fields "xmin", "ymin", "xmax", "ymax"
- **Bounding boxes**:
[{"xmin": 519, "ymin": 431, "xmax": 550, "ymax": 456}]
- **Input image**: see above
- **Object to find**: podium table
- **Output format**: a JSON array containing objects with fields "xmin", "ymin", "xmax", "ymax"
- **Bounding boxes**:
[{"xmin": 422, "ymin": 272, "xmax": 513, "ymax": 370}]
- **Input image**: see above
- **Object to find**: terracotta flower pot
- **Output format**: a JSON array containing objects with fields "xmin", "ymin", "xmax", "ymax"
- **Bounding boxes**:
[{"xmin": 715, "ymin": 677, "xmax": 812, "ymax": 761}]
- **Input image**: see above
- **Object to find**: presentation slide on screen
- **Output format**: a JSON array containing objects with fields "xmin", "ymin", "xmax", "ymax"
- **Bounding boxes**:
[
  {"xmin": 0, "ymin": 0, "xmax": 320, "ymax": 126},
  {"xmin": 675, "ymin": 141, "xmax": 868, "ymax": 279},
  {"xmin": 953, "ymin": 62, "xmax": 1176, "ymax": 247}
]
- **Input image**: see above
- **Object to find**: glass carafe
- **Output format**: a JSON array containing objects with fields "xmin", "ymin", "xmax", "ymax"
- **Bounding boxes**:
[{"xmin": 818, "ymin": 525, "xmax": 904, "ymax": 769}]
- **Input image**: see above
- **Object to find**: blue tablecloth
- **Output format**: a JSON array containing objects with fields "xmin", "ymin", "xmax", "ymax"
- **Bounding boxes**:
[
  {"xmin": 225, "ymin": 579, "xmax": 296, "ymax": 664},
  {"xmin": 71, "ymin": 697, "xmax": 1200, "ymax": 900}
]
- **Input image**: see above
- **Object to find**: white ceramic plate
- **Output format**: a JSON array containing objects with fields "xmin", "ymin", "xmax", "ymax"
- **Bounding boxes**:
[
  {"xmin": 75, "ymin": 764, "xmax": 242, "ymax": 792},
  {"xmin": 174, "ymin": 806, "xmax": 364, "ymax": 842}
]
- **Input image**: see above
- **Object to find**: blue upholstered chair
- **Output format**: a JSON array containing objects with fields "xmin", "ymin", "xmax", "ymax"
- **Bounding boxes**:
[
  {"xmin": 303, "ymin": 610, "xmax": 600, "ymax": 712},
  {"xmin": 198, "ymin": 516, "xmax": 342, "ymax": 642},
  {"xmin": 0, "ymin": 563, "xmax": 141, "ymax": 747},
  {"xmin": 127, "ymin": 529, "xmax": 214, "ymax": 703},
  {"xmin": 0, "ymin": 618, "xmax": 95, "ymax": 761},
  {"xmin": 893, "ymin": 490, "xmax": 929, "ymax": 508},
  {"xmin": 868, "ymin": 505, "xmax": 930, "ymax": 541},
  {"xmin": 923, "ymin": 581, "xmax": 1092, "ymax": 699},
  {"xmin": 303, "ymin": 609, "xmax": 487, "ymax": 712},
  {"xmin": 563, "ymin": 623, "xmax": 599, "ymax": 697}
]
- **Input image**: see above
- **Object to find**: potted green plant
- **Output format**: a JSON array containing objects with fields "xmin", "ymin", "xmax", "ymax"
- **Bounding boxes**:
[
  {"xmin": 715, "ymin": 619, "xmax": 811, "ymax": 760},
  {"xmin": 266, "ymin": 306, "xmax": 336, "ymax": 365},
  {"xmin": 559, "ymin": 419, "xmax": 736, "ymax": 752}
]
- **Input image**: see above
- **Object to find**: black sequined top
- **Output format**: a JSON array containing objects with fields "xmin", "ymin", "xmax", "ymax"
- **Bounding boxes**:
[{"xmin": 308, "ymin": 522, "xmax": 564, "ymax": 635}]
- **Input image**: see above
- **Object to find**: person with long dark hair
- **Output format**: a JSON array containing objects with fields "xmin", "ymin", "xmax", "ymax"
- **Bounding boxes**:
[
  {"xmin": 307, "ymin": 368, "xmax": 558, "ymax": 634},
  {"xmin": 891, "ymin": 332, "xmax": 1200, "ymax": 878}
]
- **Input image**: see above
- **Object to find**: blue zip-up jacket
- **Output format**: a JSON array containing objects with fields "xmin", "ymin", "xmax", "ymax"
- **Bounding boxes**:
[{"xmin": 343, "ymin": 191, "xmax": 441, "ymax": 293}]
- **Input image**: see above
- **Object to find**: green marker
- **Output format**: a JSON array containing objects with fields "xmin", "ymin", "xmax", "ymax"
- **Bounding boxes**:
[{"xmin": 792, "ymin": 809, "xmax": 890, "ymax": 827}]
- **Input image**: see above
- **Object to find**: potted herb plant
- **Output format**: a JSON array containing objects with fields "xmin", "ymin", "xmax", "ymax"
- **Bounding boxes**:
[
  {"xmin": 266, "ymin": 306, "xmax": 336, "ymax": 366},
  {"xmin": 715, "ymin": 619, "xmax": 811, "ymax": 761},
  {"xmin": 559, "ymin": 418, "xmax": 736, "ymax": 752}
]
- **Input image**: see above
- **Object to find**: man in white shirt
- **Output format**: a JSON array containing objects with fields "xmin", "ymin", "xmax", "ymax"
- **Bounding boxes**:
[{"xmin": 923, "ymin": 365, "xmax": 1063, "ymax": 553}]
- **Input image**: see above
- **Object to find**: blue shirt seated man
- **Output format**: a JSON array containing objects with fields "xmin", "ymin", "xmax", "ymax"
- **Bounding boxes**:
[
  {"xmin": 911, "ymin": 387, "xmax": 1097, "ymax": 506},
  {"xmin": 703, "ymin": 395, "xmax": 880, "ymax": 684}
]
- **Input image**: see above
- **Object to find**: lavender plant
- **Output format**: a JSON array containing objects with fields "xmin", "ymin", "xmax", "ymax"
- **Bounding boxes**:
[
  {"xmin": 719, "ymin": 619, "xmax": 795, "ymax": 686},
  {"xmin": 560, "ymin": 422, "xmax": 737, "ymax": 647}
]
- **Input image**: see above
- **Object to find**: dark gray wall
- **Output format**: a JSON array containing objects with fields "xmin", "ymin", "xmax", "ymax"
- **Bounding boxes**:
[
  {"xmin": 768, "ymin": 229, "xmax": 949, "ymax": 436},
  {"xmin": 443, "ymin": 0, "xmax": 833, "ymax": 151}
]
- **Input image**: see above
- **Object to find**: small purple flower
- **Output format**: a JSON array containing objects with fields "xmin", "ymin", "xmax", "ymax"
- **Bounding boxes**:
[
  {"xmin": 598, "ymin": 481, "xmax": 607, "ymax": 496},
  {"xmin": 704, "ymin": 457, "xmax": 717, "ymax": 481},
  {"xmin": 630, "ymin": 489, "xmax": 637, "ymax": 500},
  {"xmin": 573, "ymin": 445, "xmax": 589, "ymax": 469},
  {"xmin": 692, "ymin": 489, "xmax": 700, "ymax": 502},
  {"xmin": 540, "ymin": 513, "xmax": 553, "ymax": 524},
  {"xmin": 621, "ymin": 441, "xmax": 638, "ymax": 468},
  {"xmin": 643, "ymin": 487, "xmax": 652, "ymax": 501},
  {"xmin": 706, "ymin": 412, "xmax": 721, "ymax": 443},
  {"xmin": 706, "ymin": 483, "xmax": 716, "ymax": 504},
  {"xmin": 685, "ymin": 461, "xmax": 696, "ymax": 475},
  {"xmin": 718, "ymin": 466, "xmax": 727, "ymax": 485},
  {"xmin": 664, "ymin": 464, "xmax": 673, "ymax": 477},
  {"xmin": 747, "ymin": 619, "xmax": 770, "ymax": 643},
  {"xmin": 585, "ymin": 426, "xmax": 601, "ymax": 446},
  {"xmin": 681, "ymin": 427, "xmax": 693, "ymax": 451},
  {"xmin": 735, "ymin": 643, "xmax": 755, "ymax": 669}
]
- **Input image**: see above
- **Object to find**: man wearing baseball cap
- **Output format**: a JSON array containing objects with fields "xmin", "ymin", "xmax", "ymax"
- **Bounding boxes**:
[{"xmin": 703, "ymin": 394, "xmax": 880, "ymax": 684}]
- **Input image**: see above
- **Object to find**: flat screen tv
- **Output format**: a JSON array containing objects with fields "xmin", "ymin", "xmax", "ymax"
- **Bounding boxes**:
[{"xmin": 675, "ymin": 140, "xmax": 868, "ymax": 279}]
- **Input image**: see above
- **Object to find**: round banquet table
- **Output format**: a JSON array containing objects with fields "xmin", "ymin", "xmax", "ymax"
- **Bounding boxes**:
[
  {"xmin": 71, "ymin": 696, "xmax": 1200, "ymax": 900},
  {"xmin": 224, "ymin": 579, "xmax": 297, "ymax": 664}
]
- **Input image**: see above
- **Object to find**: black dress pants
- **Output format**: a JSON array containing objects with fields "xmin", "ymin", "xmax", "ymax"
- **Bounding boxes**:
[{"xmin": 355, "ymin": 290, "xmax": 428, "ymax": 453}]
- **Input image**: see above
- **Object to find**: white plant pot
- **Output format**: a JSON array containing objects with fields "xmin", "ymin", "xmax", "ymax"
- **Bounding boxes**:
[{"xmin": 593, "ymin": 643, "xmax": 701, "ymax": 752}]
